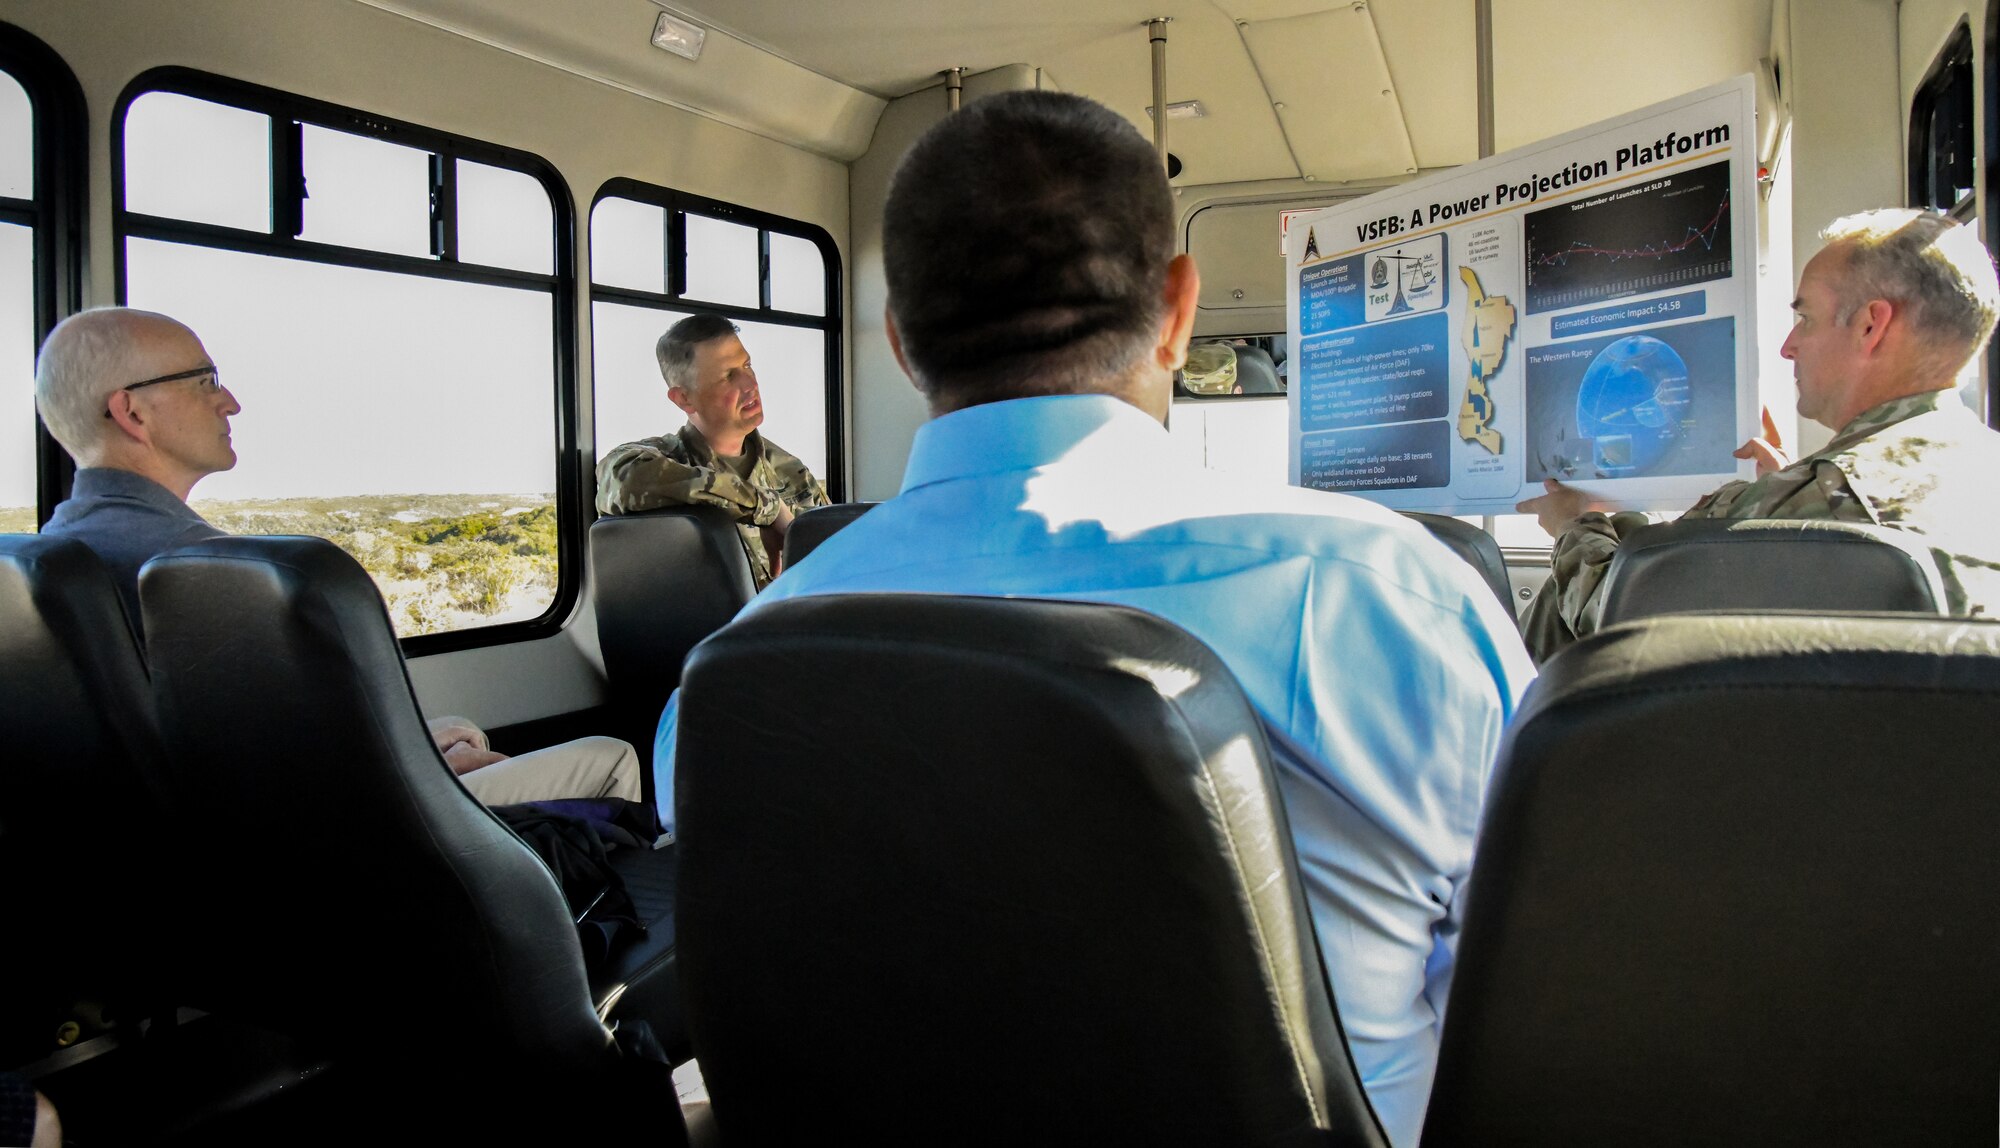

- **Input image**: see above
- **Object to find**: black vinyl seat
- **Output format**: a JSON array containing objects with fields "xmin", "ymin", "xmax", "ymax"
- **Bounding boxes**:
[
  {"xmin": 1235, "ymin": 344, "xmax": 1283, "ymax": 393},
  {"xmin": 0, "ymin": 535, "xmax": 177, "ymax": 1063},
  {"xmin": 589, "ymin": 507, "xmax": 755, "ymax": 783},
  {"xmin": 675, "ymin": 594, "xmax": 1386, "ymax": 1146},
  {"xmin": 1424, "ymin": 612, "xmax": 2000, "ymax": 1147},
  {"xmin": 139, "ymin": 535, "xmax": 685, "ymax": 1141},
  {"xmin": 781, "ymin": 500, "xmax": 876, "ymax": 568},
  {"xmin": 1401, "ymin": 512, "xmax": 1515, "ymax": 612},
  {"xmin": 1592, "ymin": 518, "xmax": 1947, "ymax": 628}
]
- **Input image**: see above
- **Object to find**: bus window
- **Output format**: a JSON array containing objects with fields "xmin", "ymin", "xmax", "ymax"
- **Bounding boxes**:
[
  {"xmin": 0, "ymin": 25, "xmax": 83, "ymax": 536},
  {"xmin": 0, "ymin": 69, "xmax": 32, "ymax": 533},
  {"xmin": 115, "ymin": 72, "xmax": 577, "ymax": 649},
  {"xmin": 1176, "ymin": 335, "xmax": 1287, "ymax": 398},
  {"xmin": 1909, "ymin": 22, "xmax": 1986, "ymax": 419},
  {"xmin": 1910, "ymin": 22, "xmax": 1974, "ymax": 219},
  {"xmin": 588, "ymin": 181, "xmax": 843, "ymax": 495}
]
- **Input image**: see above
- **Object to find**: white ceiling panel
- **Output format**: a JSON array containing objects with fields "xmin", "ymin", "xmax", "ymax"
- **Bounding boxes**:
[
  {"xmin": 1220, "ymin": 0, "xmax": 1357, "ymax": 19},
  {"xmin": 1034, "ymin": 6, "xmax": 1299, "ymax": 186},
  {"xmin": 1492, "ymin": 0, "xmax": 1773, "ymax": 152},
  {"xmin": 679, "ymin": 0, "xmax": 1194, "ymax": 98},
  {"xmin": 1246, "ymin": 8, "xmax": 1417, "ymax": 182},
  {"xmin": 359, "ymin": 0, "xmax": 886, "ymax": 158},
  {"xmin": 351, "ymin": 0, "xmax": 1776, "ymax": 188},
  {"xmin": 1370, "ymin": 0, "xmax": 1477, "ymax": 168}
]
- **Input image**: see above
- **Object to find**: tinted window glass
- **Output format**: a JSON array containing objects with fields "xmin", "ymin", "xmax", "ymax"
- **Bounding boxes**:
[
  {"xmin": 0, "ymin": 71, "xmax": 29, "ymax": 199},
  {"xmin": 767, "ymin": 231, "xmax": 825, "ymax": 316},
  {"xmin": 120, "ymin": 82, "xmax": 571, "ymax": 642},
  {"xmin": 589, "ymin": 183, "xmax": 841, "ymax": 501},
  {"xmin": 684, "ymin": 213, "xmax": 759, "ymax": 307},
  {"xmin": 0, "ymin": 221, "xmax": 31, "ymax": 532},
  {"xmin": 458, "ymin": 159, "xmax": 554, "ymax": 274},
  {"xmin": 590, "ymin": 196, "xmax": 666, "ymax": 293},
  {"xmin": 299, "ymin": 124, "xmax": 431, "ymax": 257},
  {"xmin": 124, "ymin": 91, "xmax": 271, "ymax": 231}
]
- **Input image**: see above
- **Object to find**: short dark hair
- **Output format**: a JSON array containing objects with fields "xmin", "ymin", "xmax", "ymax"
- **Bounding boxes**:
[
  {"xmin": 655, "ymin": 313, "xmax": 740, "ymax": 392},
  {"xmin": 883, "ymin": 90, "xmax": 1175, "ymax": 408}
]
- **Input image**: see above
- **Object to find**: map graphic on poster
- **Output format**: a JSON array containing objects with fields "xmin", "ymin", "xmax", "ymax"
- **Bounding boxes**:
[
  {"xmin": 1286, "ymin": 76, "xmax": 1758, "ymax": 514},
  {"xmin": 1457, "ymin": 267, "xmax": 1514, "ymax": 455}
]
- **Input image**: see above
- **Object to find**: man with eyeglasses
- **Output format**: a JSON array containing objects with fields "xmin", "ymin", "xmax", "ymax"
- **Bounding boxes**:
[
  {"xmin": 34, "ymin": 307, "xmax": 643, "ymax": 810},
  {"xmin": 35, "ymin": 307, "xmax": 238, "ymax": 624}
]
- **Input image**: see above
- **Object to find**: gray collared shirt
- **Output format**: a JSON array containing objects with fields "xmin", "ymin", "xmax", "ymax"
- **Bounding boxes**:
[{"xmin": 41, "ymin": 467, "xmax": 224, "ymax": 628}]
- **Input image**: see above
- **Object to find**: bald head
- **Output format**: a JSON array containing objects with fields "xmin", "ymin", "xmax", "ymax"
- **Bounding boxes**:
[{"xmin": 36, "ymin": 308, "xmax": 206, "ymax": 462}]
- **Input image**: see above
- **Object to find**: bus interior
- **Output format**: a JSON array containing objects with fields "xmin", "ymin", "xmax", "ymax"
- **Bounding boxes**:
[{"xmin": 3, "ymin": 0, "xmax": 1996, "ymax": 1142}]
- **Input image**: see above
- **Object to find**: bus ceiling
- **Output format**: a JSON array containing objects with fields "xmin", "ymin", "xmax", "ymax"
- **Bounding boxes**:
[{"xmin": 358, "ymin": 0, "xmax": 1787, "ymax": 181}]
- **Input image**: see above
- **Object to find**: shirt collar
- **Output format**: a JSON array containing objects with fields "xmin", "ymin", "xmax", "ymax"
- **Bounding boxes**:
[
  {"xmin": 900, "ymin": 394, "xmax": 1173, "ymax": 494},
  {"xmin": 68, "ymin": 467, "xmax": 205, "ymax": 518},
  {"xmin": 1821, "ymin": 389, "xmax": 1963, "ymax": 456},
  {"xmin": 676, "ymin": 421, "xmax": 764, "ymax": 466}
]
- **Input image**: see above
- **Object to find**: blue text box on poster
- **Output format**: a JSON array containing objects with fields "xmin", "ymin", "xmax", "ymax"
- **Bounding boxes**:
[
  {"xmin": 1300, "ymin": 256, "xmax": 1365, "ymax": 336},
  {"xmin": 1299, "ymin": 312, "xmax": 1450, "ymax": 434},
  {"xmin": 1300, "ymin": 420, "xmax": 1453, "ymax": 493}
]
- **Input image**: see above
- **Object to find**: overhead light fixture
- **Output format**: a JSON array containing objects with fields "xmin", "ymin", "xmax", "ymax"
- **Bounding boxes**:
[
  {"xmin": 651, "ymin": 11, "xmax": 707, "ymax": 60},
  {"xmin": 1145, "ymin": 100, "xmax": 1208, "ymax": 121}
]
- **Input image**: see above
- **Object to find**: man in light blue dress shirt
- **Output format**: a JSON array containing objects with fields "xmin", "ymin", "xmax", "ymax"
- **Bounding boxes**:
[{"xmin": 653, "ymin": 92, "xmax": 1535, "ymax": 1145}]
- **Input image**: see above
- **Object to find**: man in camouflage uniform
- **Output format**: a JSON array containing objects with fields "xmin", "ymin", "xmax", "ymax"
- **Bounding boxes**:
[
  {"xmin": 595, "ymin": 312, "xmax": 829, "ymax": 588},
  {"xmin": 1518, "ymin": 208, "xmax": 2000, "ymax": 661}
]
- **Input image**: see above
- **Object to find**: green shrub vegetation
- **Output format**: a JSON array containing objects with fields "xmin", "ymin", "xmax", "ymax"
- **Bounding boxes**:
[
  {"xmin": 1, "ymin": 493, "xmax": 552, "ymax": 638},
  {"xmin": 189, "ymin": 493, "xmax": 559, "ymax": 637}
]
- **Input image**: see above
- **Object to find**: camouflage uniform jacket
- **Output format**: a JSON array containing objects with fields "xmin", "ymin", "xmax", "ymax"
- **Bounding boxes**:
[
  {"xmin": 1522, "ymin": 389, "xmax": 2000, "ymax": 660},
  {"xmin": 595, "ymin": 423, "xmax": 829, "ymax": 588}
]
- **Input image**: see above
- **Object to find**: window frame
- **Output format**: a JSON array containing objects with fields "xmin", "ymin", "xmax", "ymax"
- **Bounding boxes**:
[
  {"xmin": 588, "ymin": 177, "xmax": 845, "ymax": 502},
  {"xmin": 1172, "ymin": 331, "xmax": 1290, "ymax": 402},
  {"xmin": 1909, "ymin": 21, "xmax": 1975, "ymax": 221},
  {"xmin": 111, "ymin": 67, "xmax": 582, "ymax": 656},
  {"xmin": 1985, "ymin": 3, "xmax": 2000, "ymax": 430},
  {"xmin": 0, "ymin": 22, "xmax": 87, "ymax": 527}
]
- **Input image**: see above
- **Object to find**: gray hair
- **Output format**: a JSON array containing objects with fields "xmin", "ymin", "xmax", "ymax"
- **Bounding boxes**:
[
  {"xmin": 34, "ymin": 308, "xmax": 190, "ymax": 460},
  {"xmin": 654, "ymin": 313, "xmax": 740, "ymax": 394},
  {"xmin": 1820, "ymin": 209, "xmax": 2000, "ymax": 368}
]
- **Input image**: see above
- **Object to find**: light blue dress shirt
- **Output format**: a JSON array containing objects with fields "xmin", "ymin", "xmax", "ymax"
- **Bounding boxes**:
[{"xmin": 655, "ymin": 394, "xmax": 1535, "ymax": 1146}]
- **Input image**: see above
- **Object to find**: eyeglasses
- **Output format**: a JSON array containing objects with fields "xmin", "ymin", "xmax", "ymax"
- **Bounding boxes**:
[{"xmin": 104, "ymin": 366, "xmax": 221, "ymax": 418}]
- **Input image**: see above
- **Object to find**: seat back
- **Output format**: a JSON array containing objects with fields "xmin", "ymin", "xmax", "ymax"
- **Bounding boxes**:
[
  {"xmin": 138, "ymin": 536, "xmax": 612, "ymax": 1078},
  {"xmin": 1236, "ymin": 344, "xmax": 1282, "ymax": 392},
  {"xmin": 676, "ymin": 594, "xmax": 1384, "ymax": 1146},
  {"xmin": 781, "ymin": 500, "xmax": 876, "ymax": 568},
  {"xmin": 1425, "ymin": 613, "xmax": 2000, "ymax": 1146},
  {"xmin": 589, "ymin": 507, "xmax": 755, "ymax": 774},
  {"xmin": 1402, "ymin": 512, "xmax": 1515, "ymax": 612},
  {"xmin": 0, "ymin": 535, "xmax": 175, "ymax": 1060},
  {"xmin": 1594, "ymin": 518, "xmax": 1947, "ymax": 628}
]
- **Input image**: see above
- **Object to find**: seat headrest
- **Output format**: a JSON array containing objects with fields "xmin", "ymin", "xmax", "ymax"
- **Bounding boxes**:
[
  {"xmin": 589, "ymin": 507, "xmax": 755, "ymax": 693},
  {"xmin": 139, "ymin": 535, "xmax": 609, "ymax": 1069},
  {"xmin": 1594, "ymin": 517, "xmax": 1947, "ymax": 628},
  {"xmin": 675, "ymin": 594, "xmax": 1379, "ymax": 1145},
  {"xmin": 1401, "ymin": 512, "xmax": 1515, "ymax": 612},
  {"xmin": 1235, "ymin": 344, "xmax": 1282, "ymax": 393},
  {"xmin": 1428, "ymin": 612, "xmax": 2000, "ymax": 1145},
  {"xmin": 0, "ymin": 534, "xmax": 165, "ymax": 789},
  {"xmin": 781, "ymin": 501, "xmax": 875, "ymax": 568}
]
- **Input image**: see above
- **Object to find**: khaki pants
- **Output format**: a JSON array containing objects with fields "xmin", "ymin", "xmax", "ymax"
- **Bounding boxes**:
[{"xmin": 458, "ymin": 735, "xmax": 644, "ymax": 806}]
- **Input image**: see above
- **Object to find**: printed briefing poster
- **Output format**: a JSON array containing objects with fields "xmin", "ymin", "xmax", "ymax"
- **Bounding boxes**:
[{"xmin": 1286, "ymin": 76, "xmax": 1758, "ymax": 513}]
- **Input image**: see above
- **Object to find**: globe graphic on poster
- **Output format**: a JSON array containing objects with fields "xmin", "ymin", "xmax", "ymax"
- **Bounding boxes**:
[{"xmin": 1574, "ymin": 334, "xmax": 1690, "ymax": 476}]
